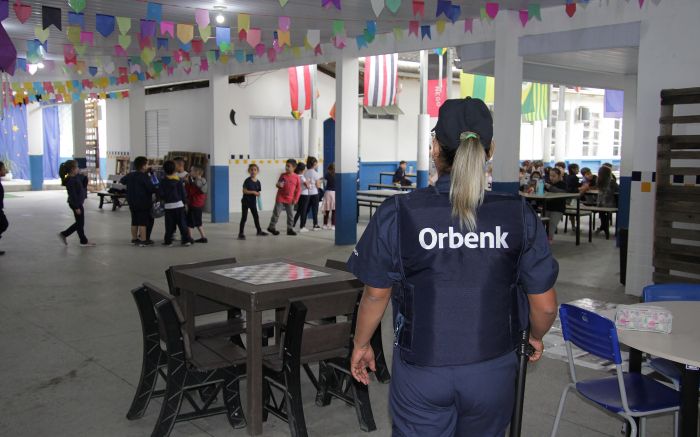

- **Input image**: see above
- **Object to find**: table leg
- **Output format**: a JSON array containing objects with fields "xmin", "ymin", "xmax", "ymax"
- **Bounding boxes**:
[
  {"xmin": 680, "ymin": 365, "xmax": 699, "ymax": 437},
  {"xmin": 626, "ymin": 348, "xmax": 642, "ymax": 437},
  {"xmin": 246, "ymin": 309, "xmax": 263, "ymax": 436},
  {"xmin": 576, "ymin": 198, "xmax": 581, "ymax": 246},
  {"xmin": 275, "ymin": 308, "xmax": 285, "ymax": 345}
]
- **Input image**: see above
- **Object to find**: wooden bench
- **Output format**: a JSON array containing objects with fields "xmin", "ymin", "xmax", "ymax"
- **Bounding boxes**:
[
  {"xmin": 379, "ymin": 171, "xmax": 417, "ymax": 184},
  {"xmin": 96, "ymin": 174, "xmax": 128, "ymax": 210},
  {"xmin": 367, "ymin": 183, "xmax": 415, "ymax": 191}
]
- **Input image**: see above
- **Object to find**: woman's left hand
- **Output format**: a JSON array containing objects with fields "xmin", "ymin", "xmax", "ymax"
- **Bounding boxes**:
[{"xmin": 350, "ymin": 343, "xmax": 376, "ymax": 385}]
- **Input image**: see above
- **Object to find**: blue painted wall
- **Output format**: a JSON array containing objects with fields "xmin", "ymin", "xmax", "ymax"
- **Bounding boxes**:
[
  {"xmin": 210, "ymin": 165, "xmax": 230, "ymax": 223},
  {"xmin": 336, "ymin": 172, "xmax": 357, "ymax": 245},
  {"xmin": 358, "ymin": 160, "xmax": 417, "ymax": 190},
  {"xmin": 29, "ymin": 155, "xmax": 43, "ymax": 190}
]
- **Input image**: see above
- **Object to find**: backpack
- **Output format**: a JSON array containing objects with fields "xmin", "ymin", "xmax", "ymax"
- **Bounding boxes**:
[{"xmin": 59, "ymin": 161, "xmax": 71, "ymax": 186}]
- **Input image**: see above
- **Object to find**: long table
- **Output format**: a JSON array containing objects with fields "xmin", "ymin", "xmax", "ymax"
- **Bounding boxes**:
[
  {"xmin": 519, "ymin": 192, "xmax": 583, "ymax": 245},
  {"xmin": 173, "ymin": 258, "xmax": 363, "ymax": 436}
]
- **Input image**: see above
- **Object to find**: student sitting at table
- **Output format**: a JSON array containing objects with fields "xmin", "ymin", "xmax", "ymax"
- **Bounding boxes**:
[
  {"xmin": 392, "ymin": 161, "xmax": 413, "ymax": 186},
  {"xmin": 595, "ymin": 165, "xmax": 619, "ymax": 239},
  {"xmin": 544, "ymin": 168, "xmax": 567, "ymax": 242},
  {"xmin": 602, "ymin": 162, "xmax": 617, "ymax": 182},
  {"xmin": 565, "ymin": 163, "xmax": 581, "ymax": 193},
  {"xmin": 580, "ymin": 167, "xmax": 597, "ymax": 189},
  {"xmin": 555, "ymin": 161, "xmax": 567, "ymax": 177}
]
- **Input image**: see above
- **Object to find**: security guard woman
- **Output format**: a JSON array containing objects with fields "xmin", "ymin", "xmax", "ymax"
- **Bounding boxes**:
[{"xmin": 347, "ymin": 97, "xmax": 559, "ymax": 436}]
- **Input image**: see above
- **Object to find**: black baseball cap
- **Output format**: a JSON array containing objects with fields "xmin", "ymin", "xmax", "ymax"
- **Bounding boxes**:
[{"xmin": 432, "ymin": 97, "xmax": 493, "ymax": 152}]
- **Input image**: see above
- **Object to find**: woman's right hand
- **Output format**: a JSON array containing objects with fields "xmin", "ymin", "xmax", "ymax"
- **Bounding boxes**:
[
  {"xmin": 528, "ymin": 336, "xmax": 544, "ymax": 362},
  {"xmin": 350, "ymin": 343, "xmax": 376, "ymax": 385}
]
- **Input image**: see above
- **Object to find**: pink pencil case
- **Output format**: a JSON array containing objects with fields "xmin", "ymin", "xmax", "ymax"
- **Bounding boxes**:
[{"xmin": 614, "ymin": 305, "xmax": 673, "ymax": 334}]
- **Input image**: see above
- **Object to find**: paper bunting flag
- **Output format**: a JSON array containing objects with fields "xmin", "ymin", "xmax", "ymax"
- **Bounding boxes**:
[
  {"xmin": 332, "ymin": 36, "xmax": 346, "ymax": 49},
  {"xmin": 67, "ymin": 26, "xmax": 82, "ymax": 44},
  {"xmin": 199, "ymin": 25, "xmax": 211, "ymax": 41},
  {"xmin": 220, "ymin": 54, "xmax": 229, "ymax": 64},
  {"xmin": 80, "ymin": 31, "xmax": 94, "ymax": 46},
  {"xmin": 26, "ymin": 40, "xmax": 42, "ymax": 64},
  {"xmin": 462, "ymin": 17, "xmax": 473, "ymax": 33},
  {"xmin": 195, "ymin": 9, "xmax": 210, "ymax": 28},
  {"xmin": 117, "ymin": 17, "xmax": 131, "ymax": 34},
  {"xmin": 519, "ymin": 10, "xmax": 528, "ymax": 27},
  {"xmin": 393, "ymin": 27, "xmax": 403, "ymax": 41},
  {"xmin": 565, "ymin": 2, "xmax": 576, "ymax": 17},
  {"xmin": 13, "ymin": 1, "xmax": 31, "ymax": 23},
  {"xmin": 104, "ymin": 61, "xmax": 115, "ymax": 74},
  {"xmin": 200, "ymin": 58, "xmax": 209, "ymax": 72},
  {"xmin": 68, "ymin": 0, "xmax": 86, "ymax": 13},
  {"xmin": 16, "ymin": 58, "xmax": 26, "ymax": 72},
  {"xmin": 138, "ymin": 34, "xmax": 152, "ymax": 50},
  {"xmin": 246, "ymin": 53, "xmax": 254, "ymax": 64},
  {"xmin": 485, "ymin": 3, "xmax": 499, "ymax": 19},
  {"xmin": 371, "ymin": 0, "xmax": 384, "ymax": 16},
  {"xmin": 63, "ymin": 44, "xmax": 77, "ymax": 65},
  {"xmin": 42, "ymin": 6, "xmax": 62, "ymax": 30},
  {"xmin": 207, "ymin": 50, "xmax": 216, "ymax": 64},
  {"xmin": 527, "ymin": 4, "xmax": 541, "ymax": 21},
  {"xmin": 238, "ymin": 14, "xmax": 250, "ymax": 32},
  {"xmin": 409, "ymin": 20, "xmax": 419, "ymax": 36},
  {"xmin": 639, "ymin": 0, "xmax": 645, "ymax": 6},
  {"xmin": 141, "ymin": 20, "xmax": 156, "ymax": 38},
  {"xmin": 267, "ymin": 47, "xmax": 276, "ymax": 63},
  {"xmin": 279, "ymin": 16, "xmax": 291, "ymax": 31},
  {"xmin": 386, "ymin": 0, "xmax": 401, "ymax": 14},
  {"xmin": 68, "ymin": 12, "xmax": 85, "ymax": 29},
  {"xmin": 412, "ymin": 0, "xmax": 424, "ymax": 16},
  {"xmin": 157, "ymin": 37, "xmax": 168, "ymax": 50},
  {"xmin": 322, "ymin": 0, "xmax": 341, "ymax": 10},
  {"xmin": 27, "ymin": 64, "xmax": 38, "ymax": 75},
  {"xmin": 89, "ymin": 66, "xmax": 98, "ymax": 77},
  {"xmin": 173, "ymin": 50, "xmax": 183, "ymax": 63},
  {"xmin": 141, "ymin": 47, "xmax": 156, "ymax": 65},
  {"xmin": 216, "ymin": 27, "xmax": 231, "ymax": 48},
  {"xmin": 480, "ymin": 7, "xmax": 488, "ymax": 21},
  {"xmin": 160, "ymin": 21, "xmax": 174, "ymax": 38},
  {"xmin": 356, "ymin": 35, "xmax": 367, "ymax": 49},
  {"xmin": 75, "ymin": 44, "xmax": 87, "ymax": 56},
  {"xmin": 277, "ymin": 30, "xmax": 291, "ymax": 47},
  {"xmin": 34, "ymin": 26, "xmax": 50, "ymax": 43},
  {"xmin": 449, "ymin": 5, "xmax": 461, "ymax": 22},
  {"xmin": 247, "ymin": 28, "xmax": 261, "ymax": 48},
  {"xmin": 420, "ymin": 24, "xmax": 431, "ymax": 39},
  {"xmin": 254, "ymin": 43, "xmax": 265, "ymax": 57},
  {"xmin": 96, "ymin": 14, "xmax": 115, "ymax": 37},
  {"xmin": 147, "ymin": 3, "xmax": 162, "ymax": 22},
  {"xmin": 332, "ymin": 20, "xmax": 345, "ymax": 36},
  {"xmin": 365, "ymin": 20, "xmax": 376, "ymax": 38},
  {"xmin": 177, "ymin": 24, "xmax": 194, "ymax": 44},
  {"xmin": 436, "ymin": 19, "xmax": 446, "ymax": 34},
  {"xmin": 192, "ymin": 39, "xmax": 204, "ymax": 54},
  {"xmin": 279, "ymin": 0, "xmax": 288, "ymax": 7},
  {"xmin": 44, "ymin": 81, "xmax": 54, "ymax": 93},
  {"xmin": 314, "ymin": 44, "xmax": 322, "ymax": 56},
  {"xmin": 238, "ymin": 29, "xmax": 247, "ymax": 42},
  {"xmin": 118, "ymin": 34, "xmax": 132, "ymax": 49},
  {"xmin": 436, "ymin": 0, "xmax": 451, "ymax": 18},
  {"xmin": 178, "ymin": 41, "xmax": 191, "ymax": 52},
  {"xmin": 161, "ymin": 56, "xmax": 171, "ymax": 66},
  {"xmin": 234, "ymin": 50, "xmax": 244, "ymax": 63},
  {"xmin": 306, "ymin": 29, "xmax": 320, "ymax": 48}
]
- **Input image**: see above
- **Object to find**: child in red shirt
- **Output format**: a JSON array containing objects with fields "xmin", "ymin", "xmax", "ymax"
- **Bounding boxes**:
[
  {"xmin": 267, "ymin": 159, "xmax": 301, "ymax": 236},
  {"xmin": 185, "ymin": 165, "xmax": 208, "ymax": 243}
]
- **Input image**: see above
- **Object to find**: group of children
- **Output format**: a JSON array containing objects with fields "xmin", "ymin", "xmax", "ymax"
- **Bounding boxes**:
[{"xmin": 520, "ymin": 160, "xmax": 620, "ymax": 241}]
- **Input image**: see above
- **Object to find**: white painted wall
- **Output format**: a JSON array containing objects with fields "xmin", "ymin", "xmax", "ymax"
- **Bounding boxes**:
[
  {"xmin": 26, "ymin": 104, "xmax": 43, "ymax": 156},
  {"xmin": 58, "ymin": 104, "xmax": 74, "ymax": 159}
]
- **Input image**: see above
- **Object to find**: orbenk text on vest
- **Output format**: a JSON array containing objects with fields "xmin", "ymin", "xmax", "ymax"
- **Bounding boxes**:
[{"xmin": 418, "ymin": 226, "xmax": 509, "ymax": 250}]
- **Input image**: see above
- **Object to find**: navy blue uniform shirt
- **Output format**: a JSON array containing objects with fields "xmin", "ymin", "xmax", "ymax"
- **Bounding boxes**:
[
  {"xmin": 0, "ymin": 177, "xmax": 4, "ymax": 210},
  {"xmin": 242, "ymin": 177, "xmax": 261, "ymax": 206},
  {"xmin": 347, "ymin": 175, "xmax": 558, "ymax": 294},
  {"xmin": 120, "ymin": 171, "xmax": 155, "ymax": 210},
  {"xmin": 159, "ymin": 176, "xmax": 186, "ymax": 205},
  {"xmin": 66, "ymin": 175, "xmax": 87, "ymax": 209}
]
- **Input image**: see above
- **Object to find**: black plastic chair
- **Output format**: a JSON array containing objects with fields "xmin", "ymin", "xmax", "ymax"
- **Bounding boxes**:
[
  {"xmin": 262, "ymin": 289, "xmax": 376, "ymax": 436},
  {"xmin": 324, "ymin": 259, "xmax": 391, "ymax": 384},
  {"xmin": 146, "ymin": 283, "xmax": 247, "ymax": 437}
]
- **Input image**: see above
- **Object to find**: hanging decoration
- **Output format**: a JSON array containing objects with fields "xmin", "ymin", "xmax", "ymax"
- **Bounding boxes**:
[
  {"xmin": 485, "ymin": 2, "xmax": 499, "ymax": 19},
  {"xmin": 412, "ymin": 0, "xmax": 424, "ymax": 17},
  {"xmin": 464, "ymin": 18, "xmax": 473, "ymax": 33},
  {"xmin": 420, "ymin": 24, "xmax": 431, "ymax": 39},
  {"xmin": 13, "ymin": 1, "xmax": 31, "ymax": 24},
  {"xmin": 34, "ymin": 26, "xmax": 50, "ymax": 43},
  {"xmin": 42, "ymin": 6, "xmax": 62, "ymax": 31},
  {"xmin": 519, "ymin": 10, "xmax": 529, "ymax": 27},
  {"xmin": 68, "ymin": 12, "xmax": 85, "ymax": 30},
  {"xmin": 195, "ymin": 9, "xmax": 210, "ymax": 28},
  {"xmin": 96, "ymin": 14, "xmax": 115, "ymax": 37},
  {"xmin": 371, "ymin": 0, "xmax": 384, "ymax": 17},
  {"xmin": 528, "ymin": 4, "xmax": 541, "ymax": 21},
  {"xmin": 147, "ymin": 2, "xmax": 162, "ymax": 22},
  {"xmin": 117, "ymin": 16, "xmax": 131, "ymax": 34},
  {"xmin": 408, "ymin": 20, "xmax": 419, "ymax": 37},
  {"xmin": 160, "ymin": 21, "xmax": 174, "ymax": 38},
  {"xmin": 176, "ymin": 23, "xmax": 194, "ymax": 44},
  {"xmin": 565, "ymin": 1, "xmax": 576, "ymax": 17},
  {"xmin": 386, "ymin": 0, "xmax": 401, "ymax": 14},
  {"xmin": 363, "ymin": 53, "xmax": 398, "ymax": 108},
  {"xmin": 321, "ymin": 0, "xmax": 341, "ymax": 10},
  {"xmin": 68, "ymin": 0, "xmax": 86, "ymax": 13},
  {"xmin": 288, "ymin": 64, "xmax": 314, "ymax": 118}
]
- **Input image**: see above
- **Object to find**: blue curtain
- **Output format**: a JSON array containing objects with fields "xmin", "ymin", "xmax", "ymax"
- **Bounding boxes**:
[
  {"xmin": 0, "ymin": 105, "xmax": 29, "ymax": 179},
  {"xmin": 42, "ymin": 106, "xmax": 60, "ymax": 179}
]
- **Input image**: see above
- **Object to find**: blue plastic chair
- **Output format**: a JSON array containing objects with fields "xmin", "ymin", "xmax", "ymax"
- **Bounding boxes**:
[
  {"xmin": 643, "ymin": 283, "xmax": 700, "ymax": 390},
  {"xmin": 550, "ymin": 304, "xmax": 680, "ymax": 437}
]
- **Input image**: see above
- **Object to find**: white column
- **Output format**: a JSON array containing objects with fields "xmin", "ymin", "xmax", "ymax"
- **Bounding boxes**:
[
  {"xmin": 335, "ymin": 55, "xmax": 359, "ymax": 245},
  {"xmin": 128, "ymin": 83, "xmax": 146, "ymax": 158},
  {"xmin": 27, "ymin": 103, "xmax": 44, "ymax": 189},
  {"xmin": 210, "ymin": 72, "xmax": 232, "ymax": 222},
  {"xmin": 417, "ymin": 50, "xmax": 430, "ymax": 188},
  {"xmin": 492, "ymin": 13, "xmax": 523, "ymax": 192},
  {"xmin": 620, "ymin": 76, "xmax": 637, "ymax": 294},
  {"xmin": 555, "ymin": 85, "xmax": 567, "ymax": 161},
  {"xmin": 72, "ymin": 99, "xmax": 86, "ymax": 162},
  {"xmin": 309, "ymin": 65, "xmax": 320, "ymax": 158}
]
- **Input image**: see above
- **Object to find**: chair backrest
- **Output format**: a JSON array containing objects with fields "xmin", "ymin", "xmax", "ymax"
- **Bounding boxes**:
[
  {"xmin": 559, "ymin": 304, "xmax": 622, "ymax": 365},
  {"xmin": 141, "ymin": 282, "xmax": 193, "ymax": 360},
  {"xmin": 325, "ymin": 259, "xmax": 349, "ymax": 272},
  {"xmin": 166, "ymin": 258, "xmax": 237, "ymax": 316},
  {"xmin": 282, "ymin": 288, "xmax": 362, "ymax": 364},
  {"xmin": 643, "ymin": 283, "xmax": 700, "ymax": 303}
]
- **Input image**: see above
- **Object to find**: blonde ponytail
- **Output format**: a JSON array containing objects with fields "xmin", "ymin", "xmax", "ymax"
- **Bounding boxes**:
[{"xmin": 449, "ymin": 133, "xmax": 487, "ymax": 231}]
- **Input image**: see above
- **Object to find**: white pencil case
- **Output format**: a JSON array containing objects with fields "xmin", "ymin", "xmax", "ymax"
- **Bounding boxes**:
[{"xmin": 614, "ymin": 305, "xmax": 673, "ymax": 334}]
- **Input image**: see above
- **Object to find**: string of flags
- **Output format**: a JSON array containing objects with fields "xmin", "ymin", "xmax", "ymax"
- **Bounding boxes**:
[{"xmin": 0, "ymin": 0, "xmax": 661, "ymax": 107}]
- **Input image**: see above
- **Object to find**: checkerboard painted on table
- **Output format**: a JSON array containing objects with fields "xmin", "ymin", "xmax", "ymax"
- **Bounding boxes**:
[{"xmin": 212, "ymin": 262, "xmax": 330, "ymax": 285}]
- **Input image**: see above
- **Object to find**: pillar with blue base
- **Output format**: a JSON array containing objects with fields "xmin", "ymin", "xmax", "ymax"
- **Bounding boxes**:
[
  {"xmin": 334, "ymin": 56, "xmax": 359, "ymax": 246},
  {"xmin": 210, "ymin": 165, "xmax": 229, "ymax": 223},
  {"xmin": 29, "ymin": 155, "xmax": 43, "ymax": 190},
  {"xmin": 209, "ymin": 73, "xmax": 233, "ymax": 223}
]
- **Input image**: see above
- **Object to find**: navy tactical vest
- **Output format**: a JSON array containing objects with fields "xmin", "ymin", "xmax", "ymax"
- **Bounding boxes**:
[{"xmin": 392, "ymin": 188, "xmax": 528, "ymax": 366}]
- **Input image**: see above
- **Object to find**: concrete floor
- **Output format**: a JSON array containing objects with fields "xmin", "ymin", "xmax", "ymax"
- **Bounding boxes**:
[{"xmin": 0, "ymin": 191, "xmax": 676, "ymax": 436}]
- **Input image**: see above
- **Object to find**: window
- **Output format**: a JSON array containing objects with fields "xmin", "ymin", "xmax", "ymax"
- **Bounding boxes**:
[
  {"xmin": 146, "ymin": 109, "xmax": 170, "ymax": 158},
  {"xmin": 249, "ymin": 116, "xmax": 303, "ymax": 159},
  {"xmin": 612, "ymin": 119, "xmax": 622, "ymax": 156},
  {"xmin": 582, "ymin": 112, "xmax": 600, "ymax": 157}
]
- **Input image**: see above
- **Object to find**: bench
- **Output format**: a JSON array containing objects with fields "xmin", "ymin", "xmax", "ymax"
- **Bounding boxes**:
[
  {"xmin": 379, "ymin": 171, "xmax": 417, "ymax": 184},
  {"xmin": 367, "ymin": 183, "xmax": 415, "ymax": 191},
  {"xmin": 357, "ymin": 195, "xmax": 385, "ymax": 220},
  {"xmin": 564, "ymin": 209, "xmax": 594, "ymax": 242},
  {"xmin": 96, "ymin": 174, "xmax": 128, "ymax": 210},
  {"xmin": 581, "ymin": 205, "xmax": 619, "ymax": 240}
]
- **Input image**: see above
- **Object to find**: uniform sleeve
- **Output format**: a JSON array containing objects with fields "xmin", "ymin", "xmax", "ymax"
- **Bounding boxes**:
[
  {"xmin": 518, "ymin": 203, "xmax": 559, "ymax": 294},
  {"xmin": 347, "ymin": 200, "xmax": 398, "ymax": 288}
]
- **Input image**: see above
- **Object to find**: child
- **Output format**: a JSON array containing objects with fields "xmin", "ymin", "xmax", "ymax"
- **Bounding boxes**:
[
  {"xmin": 238, "ymin": 163, "xmax": 268, "ymax": 240},
  {"xmin": 186, "ymin": 165, "xmax": 209, "ymax": 243},
  {"xmin": 302, "ymin": 157, "xmax": 322, "ymax": 231},
  {"xmin": 292, "ymin": 163, "xmax": 308, "ymax": 230},
  {"xmin": 544, "ymin": 168, "xmax": 567, "ymax": 241},
  {"xmin": 596, "ymin": 165, "xmax": 619, "ymax": 239},
  {"xmin": 120, "ymin": 156, "xmax": 156, "ymax": 246},
  {"xmin": 322, "ymin": 163, "xmax": 336, "ymax": 230},
  {"xmin": 267, "ymin": 159, "xmax": 301, "ymax": 236},
  {"xmin": 173, "ymin": 156, "xmax": 188, "ymax": 180},
  {"xmin": 58, "ymin": 160, "xmax": 95, "ymax": 247},
  {"xmin": 565, "ymin": 163, "xmax": 581, "ymax": 193},
  {"xmin": 392, "ymin": 160, "xmax": 413, "ymax": 186},
  {"xmin": 160, "ymin": 160, "xmax": 194, "ymax": 246},
  {"xmin": 0, "ymin": 161, "xmax": 7, "ymax": 255}
]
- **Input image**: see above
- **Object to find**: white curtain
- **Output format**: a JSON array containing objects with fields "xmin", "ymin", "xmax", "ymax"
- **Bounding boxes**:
[
  {"xmin": 275, "ymin": 118, "xmax": 303, "ymax": 158},
  {"xmin": 250, "ymin": 117, "xmax": 276, "ymax": 159},
  {"xmin": 250, "ymin": 117, "xmax": 302, "ymax": 159}
]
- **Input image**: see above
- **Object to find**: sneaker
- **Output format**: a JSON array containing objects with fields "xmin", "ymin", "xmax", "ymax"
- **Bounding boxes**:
[
  {"xmin": 330, "ymin": 225, "xmax": 336, "ymax": 230},
  {"xmin": 267, "ymin": 227, "xmax": 280, "ymax": 236},
  {"xmin": 162, "ymin": 242, "xmax": 173, "ymax": 247},
  {"xmin": 322, "ymin": 225, "xmax": 330, "ymax": 230},
  {"xmin": 0, "ymin": 251, "xmax": 5, "ymax": 256},
  {"xmin": 80, "ymin": 242, "xmax": 96, "ymax": 247},
  {"xmin": 181, "ymin": 240, "xmax": 193, "ymax": 247},
  {"xmin": 300, "ymin": 228, "xmax": 309, "ymax": 233},
  {"xmin": 312, "ymin": 226, "xmax": 322, "ymax": 231},
  {"xmin": 131, "ymin": 239, "xmax": 139, "ymax": 245},
  {"xmin": 58, "ymin": 232, "xmax": 67, "ymax": 246},
  {"xmin": 142, "ymin": 239, "xmax": 155, "ymax": 246},
  {"xmin": 195, "ymin": 238, "xmax": 208, "ymax": 243},
  {"xmin": 257, "ymin": 231, "xmax": 268, "ymax": 236},
  {"xmin": 287, "ymin": 229, "xmax": 297, "ymax": 236},
  {"xmin": 238, "ymin": 234, "xmax": 246, "ymax": 240}
]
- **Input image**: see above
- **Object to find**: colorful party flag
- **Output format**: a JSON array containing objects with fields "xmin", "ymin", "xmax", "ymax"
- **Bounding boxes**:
[
  {"xmin": 436, "ymin": 20, "xmax": 446, "ymax": 34},
  {"xmin": 412, "ymin": 0, "xmax": 424, "ymax": 16},
  {"xmin": 34, "ymin": 26, "xmax": 50, "ymax": 43},
  {"xmin": 371, "ymin": 0, "xmax": 384, "ymax": 16},
  {"xmin": 199, "ymin": 25, "xmax": 211, "ymax": 41},
  {"xmin": 464, "ymin": 18, "xmax": 473, "ymax": 33},
  {"xmin": 322, "ymin": 0, "xmax": 341, "ymax": 10},
  {"xmin": 75, "ymin": 44, "xmax": 87, "ymax": 56},
  {"xmin": 66, "ymin": 26, "xmax": 82, "ymax": 44},
  {"xmin": 195, "ymin": 9, "xmax": 210, "ymax": 28},
  {"xmin": 157, "ymin": 37, "xmax": 168, "ymax": 50},
  {"xmin": 68, "ymin": 0, "xmax": 86, "ymax": 13},
  {"xmin": 89, "ymin": 66, "xmax": 98, "ymax": 76},
  {"xmin": 277, "ymin": 30, "xmax": 291, "ymax": 47},
  {"xmin": 247, "ymin": 28, "xmax": 261, "ymax": 48},
  {"xmin": 528, "ymin": 4, "xmax": 541, "ymax": 21},
  {"xmin": 117, "ymin": 17, "xmax": 131, "ymax": 34},
  {"xmin": 160, "ymin": 21, "xmax": 174, "ymax": 38},
  {"xmin": 238, "ymin": 14, "xmax": 250, "ymax": 32},
  {"xmin": 254, "ymin": 43, "xmax": 265, "ymax": 57},
  {"xmin": 386, "ymin": 0, "xmax": 401, "ymax": 14},
  {"xmin": 192, "ymin": 39, "xmax": 204, "ymax": 54},
  {"xmin": 485, "ymin": 2, "xmax": 499, "ymax": 19},
  {"xmin": 279, "ymin": 16, "xmax": 291, "ymax": 31},
  {"xmin": 96, "ymin": 14, "xmax": 115, "ymax": 37},
  {"xmin": 421, "ymin": 24, "xmax": 431, "ymax": 39},
  {"xmin": 147, "ymin": 2, "xmax": 162, "ymax": 22},
  {"xmin": 63, "ymin": 44, "xmax": 77, "ymax": 64},
  {"xmin": 13, "ymin": 1, "xmax": 31, "ymax": 23},
  {"xmin": 364, "ymin": 53, "xmax": 398, "ymax": 107},
  {"xmin": 68, "ymin": 12, "xmax": 85, "ymax": 29},
  {"xmin": 289, "ymin": 65, "xmax": 315, "ymax": 115},
  {"xmin": 138, "ymin": 34, "xmax": 152, "ymax": 50},
  {"xmin": 141, "ymin": 19, "xmax": 156, "ymax": 38},
  {"xmin": 42, "ymin": 6, "xmax": 62, "ymax": 30},
  {"xmin": 356, "ymin": 35, "xmax": 367, "ymax": 49},
  {"xmin": 80, "ymin": 31, "xmax": 94, "ymax": 46},
  {"xmin": 177, "ymin": 24, "xmax": 194, "ymax": 44},
  {"xmin": 306, "ymin": 29, "xmax": 320, "ymax": 48},
  {"xmin": 216, "ymin": 27, "xmax": 231, "ymax": 48},
  {"xmin": 565, "ymin": 2, "xmax": 576, "ymax": 17},
  {"xmin": 409, "ymin": 20, "xmax": 419, "ymax": 37},
  {"xmin": 436, "ymin": 0, "xmax": 451, "ymax": 18},
  {"xmin": 118, "ymin": 34, "xmax": 131, "ymax": 49},
  {"xmin": 332, "ymin": 20, "xmax": 345, "ymax": 36}
]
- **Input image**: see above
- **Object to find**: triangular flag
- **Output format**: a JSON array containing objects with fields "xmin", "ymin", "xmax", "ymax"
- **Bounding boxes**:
[
  {"xmin": 238, "ymin": 14, "xmax": 250, "ymax": 32},
  {"xmin": 96, "ymin": 14, "xmax": 115, "ymax": 38},
  {"xmin": 306, "ymin": 29, "xmax": 320, "ymax": 48},
  {"xmin": 75, "ymin": 44, "xmax": 87, "ymax": 56},
  {"xmin": 177, "ymin": 24, "xmax": 194, "ymax": 44},
  {"xmin": 565, "ymin": 2, "xmax": 576, "ymax": 17},
  {"xmin": 464, "ymin": 18, "xmax": 473, "ymax": 33},
  {"xmin": 138, "ymin": 34, "xmax": 152, "ymax": 49},
  {"xmin": 141, "ymin": 47, "xmax": 156, "ymax": 65},
  {"xmin": 314, "ymin": 44, "xmax": 322, "ymax": 56},
  {"xmin": 386, "ymin": 0, "xmax": 401, "ymax": 14},
  {"xmin": 279, "ymin": 0, "xmax": 288, "ymax": 6},
  {"xmin": 356, "ymin": 35, "xmax": 367, "ymax": 49},
  {"xmin": 332, "ymin": 20, "xmax": 345, "ymax": 36},
  {"xmin": 89, "ymin": 66, "xmax": 98, "ymax": 77},
  {"xmin": 68, "ymin": 12, "xmax": 85, "ymax": 30},
  {"xmin": 68, "ymin": 0, "xmax": 86, "ymax": 13},
  {"xmin": 199, "ymin": 25, "xmax": 211, "ymax": 41},
  {"xmin": 141, "ymin": 19, "xmax": 157, "ymax": 38},
  {"xmin": 118, "ymin": 34, "xmax": 132, "ymax": 49},
  {"xmin": 147, "ymin": 2, "xmax": 162, "ymax": 22},
  {"xmin": 34, "ymin": 26, "xmax": 50, "ymax": 43},
  {"xmin": 267, "ymin": 47, "xmax": 277, "ymax": 63},
  {"xmin": 247, "ymin": 28, "xmax": 261, "ymax": 48},
  {"xmin": 67, "ymin": 26, "xmax": 81, "ymax": 44},
  {"xmin": 117, "ymin": 17, "xmax": 131, "ymax": 34},
  {"xmin": 436, "ymin": 0, "xmax": 451, "ymax": 18},
  {"xmin": 436, "ymin": 19, "xmax": 446, "ymax": 34},
  {"xmin": 371, "ymin": 0, "xmax": 384, "ymax": 16},
  {"xmin": 195, "ymin": 9, "xmax": 210, "ymax": 28},
  {"xmin": 409, "ymin": 20, "xmax": 419, "ymax": 37},
  {"xmin": 527, "ymin": 4, "xmax": 541, "ymax": 21},
  {"xmin": 192, "ymin": 39, "xmax": 204, "ymax": 54},
  {"xmin": 413, "ymin": 0, "xmax": 424, "ymax": 16},
  {"xmin": 160, "ymin": 21, "xmax": 174, "ymax": 38},
  {"xmin": 393, "ymin": 27, "xmax": 404, "ymax": 41},
  {"xmin": 80, "ymin": 31, "xmax": 94, "ymax": 46},
  {"xmin": 216, "ymin": 27, "xmax": 231, "ymax": 48},
  {"xmin": 480, "ymin": 7, "xmax": 489, "ymax": 21},
  {"xmin": 321, "ymin": 0, "xmax": 342, "ymax": 10},
  {"xmin": 519, "ymin": 10, "xmax": 528, "ymax": 27},
  {"xmin": 114, "ymin": 45, "xmax": 128, "ymax": 56},
  {"xmin": 254, "ymin": 43, "xmax": 265, "ymax": 57},
  {"xmin": 279, "ymin": 16, "xmax": 291, "ymax": 31},
  {"xmin": 421, "ymin": 24, "xmax": 431, "ymax": 39},
  {"xmin": 42, "ymin": 6, "xmax": 62, "ymax": 31},
  {"xmin": 485, "ymin": 2, "xmax": 499, "ymax": 19}
]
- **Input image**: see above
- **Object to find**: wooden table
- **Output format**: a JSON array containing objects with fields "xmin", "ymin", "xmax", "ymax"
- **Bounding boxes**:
[
  {"xmin": 618, "ymin": 301, "xmax": 700, "ymax": 437},
  {"xmin": 519, "ymin": 192, "xmax": 583, "ymax": 245},
  {"xmin": 173, "ymin": 258, "xmax": 363, "ymax": 436}
]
